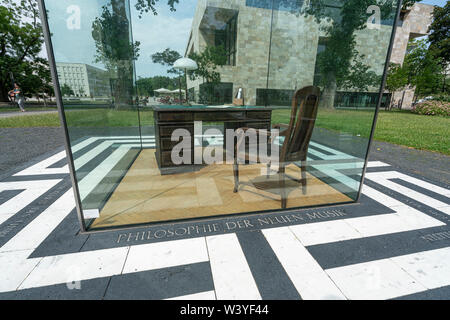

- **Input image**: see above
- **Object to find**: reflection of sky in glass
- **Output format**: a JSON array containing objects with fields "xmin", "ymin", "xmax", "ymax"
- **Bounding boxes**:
[
  {"xmin": 46, "ymin": 0, "xmax": 104, "ymax": 69},
  {"xmin": 131, "ymin": 0, "xmax": 196, "ymax": 78},
  {"xmin": 44, "ymin": 0, "xmax": 444, "ymax": 78},
  {"xmin": 45, "ymin": 0, "xmax": 196, "ymax": 77}
]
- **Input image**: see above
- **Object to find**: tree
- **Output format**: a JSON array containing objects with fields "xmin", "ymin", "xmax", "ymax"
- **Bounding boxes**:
[
  {"xmin": 428, "ymin": 2, "xmax": 450, "ymax": 92},
  {"xmin": 134, "ymin": 0, "xmax": 180, "ymax": 17},
  {"xmin": 401, "ymin": 39, "xmax": 444, "ymax": 99},
  {"xmin": 306, "ymin": 1, "xmax": 400, "ymax": 108},
  {"xmin": 136, "ymin": 76, "xmax": 178, "ymax": 97},
  {"xmin": 385, "ymin": 62, "xmax": 408, "ymax": 109},
  {"xmin": 188, "ymin": 45, "xmax": 227, "ymax": 104},
  {"xmin": 151, "ymin": 48, "xmax": 184, "ymax": 98},
  {"xmin": 0, "ymin": 0, "xmax": 51, "ymax": 102},
  {"xmin": 60, "ymin": 83, "xmax": 75, "ymax": 97},
  {"xmin": 136, "ymin": 77, "xmax": 154, "ymax": 97},
  {"xmin": 92, "ymin": 0, "xmax": 140, "ymax": 108},
  {"xmin": 275, "ymin": 0, "xmax": 422, "ymax": 108},
  {"xmin": 151, "ymin": 48, "xmax": 182, "ymax": 75},
  {"xmin": 20, "ymin": 56, "xmax": 54, "ymax": 101},
  {"xmin": 188, "ymin": 45, "xmax": 227, "ymax": 84}
]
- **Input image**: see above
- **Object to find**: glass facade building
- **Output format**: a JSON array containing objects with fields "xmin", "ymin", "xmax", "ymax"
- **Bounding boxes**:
[{"xmin": 38, "ymin": 0, "xmax": 401, "ymax": 232}]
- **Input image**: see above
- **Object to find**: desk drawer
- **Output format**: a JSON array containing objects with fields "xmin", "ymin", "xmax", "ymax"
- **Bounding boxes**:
[
  {"xmin": 161, "ymin": 150, "xmax": 192, "ymax": 167},
  {"xmin": 195, "ymin": 111, "xmax": 245, "ymax": 121},
  {"xmin": 161, "ymin": 137, "xmax": 188, "ymax": 150},
  {"xmin": 247, "ymin": 122, "xmax": 271, "ymax": 130},
  {"xmin": 159, "ymin": 125, "xmax": 193, "ymax": 138},
  {"xmin": 158, "ymin": 112, "xmax": 193, "ymax": 122},
  {"xmin": 247, "ymin": 111, "xmax": 272, "ymax": 120}
]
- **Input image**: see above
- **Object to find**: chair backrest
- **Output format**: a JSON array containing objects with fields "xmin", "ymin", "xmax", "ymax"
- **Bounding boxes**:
[{"xmin": 280, "ymin": 86, "xmax": 320, "ymax": 163}]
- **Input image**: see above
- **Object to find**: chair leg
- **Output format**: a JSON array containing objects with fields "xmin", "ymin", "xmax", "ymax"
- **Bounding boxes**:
[
  {"xmin": 266, "ymin": 161, "xmax": 271, "ymax": 179},
  {"xmin": 279, "ymin": 166, "xmax": 287, "ymax": 209},
  {"xmin": 301, "ymin": 160, "xmax": 307, "ymax": 195},
  {"xmin": 233, "ymin": 162, "xmax": 239, "ymax": 193}
]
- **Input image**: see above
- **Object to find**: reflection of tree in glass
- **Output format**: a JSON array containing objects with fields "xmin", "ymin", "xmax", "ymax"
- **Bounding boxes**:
[
  {"xmin": 61, "ymin": 83, "xmax": 75, "ymax": 97},
  {"xmin": 92, "ymin": 0, "xmax": 140, "ymax": 108},
  {"xmin": 404, "ymin": 39, "xmax": 444, "ymax": 99},
  {"xmin": 151, "ymin": 48, "xmax": 182, "ymax": 75},
  {"xmin": 188, "ymin": 45, "xmax": 227, "ymax": 104},
  {"xmin": 0, "ymin": 0, "xmax": 52, "ymax": 102},
  {"xmin": 135, "ymin": 0, "xmax": 180, "ymax": 17},
  {"xmin": 277, "ymin": 0, "xmax": 419, "ymax": 108},
  {"xmin": 151, "ymin": 49, "xmax": 184, "ymax": 98},
  {"xmin": 78, "ymin": 86, "xmax": 86, "ymax": 97},
  {"xmin": 188, "ymin": 45, "xmax": 227, "ymax": 84}
]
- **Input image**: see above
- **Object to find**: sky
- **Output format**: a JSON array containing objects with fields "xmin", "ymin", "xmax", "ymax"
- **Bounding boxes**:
[
  {"xmin": 422, "ymin": 0, "xmax": 446, "ymax": 6},
  {"xmin": 39, "ymin": 0, "xmax": 447, "ymax": 79},
  {"xmin": 43, "ymin": 0, "xmax": 197, "ymax": 78}
]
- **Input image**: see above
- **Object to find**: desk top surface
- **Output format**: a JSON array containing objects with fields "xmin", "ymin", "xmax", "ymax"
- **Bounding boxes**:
[{"xmin": 153, "ymin": 105, "xmax": 273, "ymax": 111}]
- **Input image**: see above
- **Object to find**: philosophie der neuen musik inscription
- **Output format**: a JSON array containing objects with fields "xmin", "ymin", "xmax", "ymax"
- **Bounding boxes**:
[{"xmin": 116, "ymin": 209, "xmax": 347, "ymax": 244}]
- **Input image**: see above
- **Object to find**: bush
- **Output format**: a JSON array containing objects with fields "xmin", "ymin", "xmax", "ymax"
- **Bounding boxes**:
[
  {"xmin": 433, "ymin": 94, "xmax": 450, "ymax": 102},
  {"xmin": 412, "ymin": 100, "xmax": 450, "ymax": 117}
]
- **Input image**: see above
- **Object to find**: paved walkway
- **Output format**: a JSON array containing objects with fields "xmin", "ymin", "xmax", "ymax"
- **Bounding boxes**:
[
  {"xmin": 0, "ymin": 133, "xmax": 448, "ymax": 300},
  {"xmin": 0, "ymin": 110, "xmax": 58, "ymax": 118}
]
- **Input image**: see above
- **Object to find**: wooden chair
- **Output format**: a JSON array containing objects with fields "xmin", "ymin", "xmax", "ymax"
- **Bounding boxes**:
[{"xmin": 233, "ymin": 86, "xmax": 320, "ymax": 209}]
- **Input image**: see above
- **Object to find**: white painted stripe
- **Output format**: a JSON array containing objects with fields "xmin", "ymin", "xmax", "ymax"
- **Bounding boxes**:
[
  {"xmin": 1, "ymin": 144, "xmax": 132, "ymax": 253},
  {"xmin": 71, "ymin": 137, "xmax": 98, "ymax": 153},
  {"xmin": 362, "ymin": 184, "xmax": 405, "ymax": 208},
  {"xmin": 19, "ymin": 247, "xmax": 130, "ymax": 290},
  {"xmin": 206, "ymin": 234, "xmax": 261, "ymax": 300},
  {"xmin": 73, "ymin": 140, "xmax": 154, "ymax": 170},
  {"xmin": 310, "ymin": 165, "xmax": 361, "ymax": 191},
  {"xmin": 166, "ymin": 290, "xmax": 216, "ymax": 300},
  {"xmin": 263, "ymin": 227, "xmax": 346, "ymax": 300},
  {"xmin": 308, "ymin": 148, "xmax": 355, "ymax": 160},
  {"xmin": 367, "ymin": 161, "xmax": 391, "ymax": 168},
  {"xmin": 0, "ymin": 180, "xmax": 61, "ymax": 225},
  {"xmin": 0, "ymin": 250, "xmax": 42, "ymax": 292},
  {"xmin": 392, "ymin": 247, "xmax": 450, "ymax": 290},
  {"xmin": 289, "ymin": 220, "xmax": 363, "ymax": 247},
  {"xmin": 326, "ymin": 258, "xmax": 427, "ymax": 300},
  {"xmin": 123, "ymin": 237, "xmax": 209, "ymax": 274},
  {"xmin": 366, "ymin": 172, "xmax": 450, "ymax": 214},
  {"xmin": 14, "ymin": 150, "xmax": 68, "ymax": 176},
  {"xmin": 73, "ymin": 141, "xmax": 114, "ymax": 169},
  {"xmin": 309, "ymin": 142, "xmax": 355, "ymax": 157},
  {"xmin": 400, "ymin": 175, "xmax": 450, "ymax": 197},
  {"xmin": 78, "ymin": 146, "xmax": 131, "ymax": 201},
  {"xmin": 0, "ymin": 189, "xmax": 76, "ymax": 252},
  {"xmin": 366, "ymin": 171, "xmax": 450, "ymax": 196}
]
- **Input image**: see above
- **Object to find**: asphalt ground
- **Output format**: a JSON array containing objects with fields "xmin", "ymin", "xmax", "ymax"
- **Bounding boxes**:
[
  {"xmin": 0, "ymin": 125, "xmax": 448, "ymax": 301},
  {"xmin": 0, "ymin": 126, "xmax": 448, "ymax": 185}
]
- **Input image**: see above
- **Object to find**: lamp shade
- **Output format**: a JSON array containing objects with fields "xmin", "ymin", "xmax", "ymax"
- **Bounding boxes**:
[
  {"xmin": 173, "ymin": 57, "xmax": 198, "ymax": 70},
  {"xmin": 154, "ymin": 88, "xmax": 171, "ymax": 93}
]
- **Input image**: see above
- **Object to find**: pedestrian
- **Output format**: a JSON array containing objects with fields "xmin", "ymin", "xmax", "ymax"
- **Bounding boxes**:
[{"xmin": 8, "ymin": 83, "xmax": 26, "ymax": 112}]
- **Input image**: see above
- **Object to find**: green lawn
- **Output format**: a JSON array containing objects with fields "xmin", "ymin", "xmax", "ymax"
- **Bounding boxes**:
[
  {"xmin": 274, "ymin": 109, "xmax": 449, "ymax": 155},
  {"xmin": 0, "ymin": 107, "xmax": 448, "ymax": 155}
]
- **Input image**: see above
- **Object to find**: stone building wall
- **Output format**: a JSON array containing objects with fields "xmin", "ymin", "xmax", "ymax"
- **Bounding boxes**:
[
  {"xmin": 389, "ymin": 3, "xmax": 434, "ymax": 109},
  {"xmin": 186, "ymin": 1, "xmax": 434, "ymax": 107}
]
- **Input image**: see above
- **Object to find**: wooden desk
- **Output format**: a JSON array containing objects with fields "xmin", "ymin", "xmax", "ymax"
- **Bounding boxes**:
[{"xmin": 153, "ymin": 106, "xmax": 273, "ymax": 170}]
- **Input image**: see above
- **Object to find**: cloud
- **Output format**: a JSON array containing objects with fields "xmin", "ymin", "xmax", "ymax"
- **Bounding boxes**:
[{"xmin": 132, "ymin": 15, "xmax": 193, "ymax": 77}]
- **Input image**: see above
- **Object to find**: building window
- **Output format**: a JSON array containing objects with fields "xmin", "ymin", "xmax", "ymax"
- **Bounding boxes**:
[
  {"xmin": 256, "ymin": 88, "xmax": 295, "ymax": 106},
  {"xmin": 335, "ymin": 92, "xmax": 391, "ymax": 109},
  {"xmin": 199, "ymin": 82, "xmax": 233, "ymax": 105},
  {"xmin": 246, "ymin": 0, "xmax": 303, "ymax": 11},
  {"xmin": 214, "ymin": 14, "xmax": 238, "ymax": 66},
  {"xmin": 313, "ymin": 37, "xmax": 328, "ymax": 87}
]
